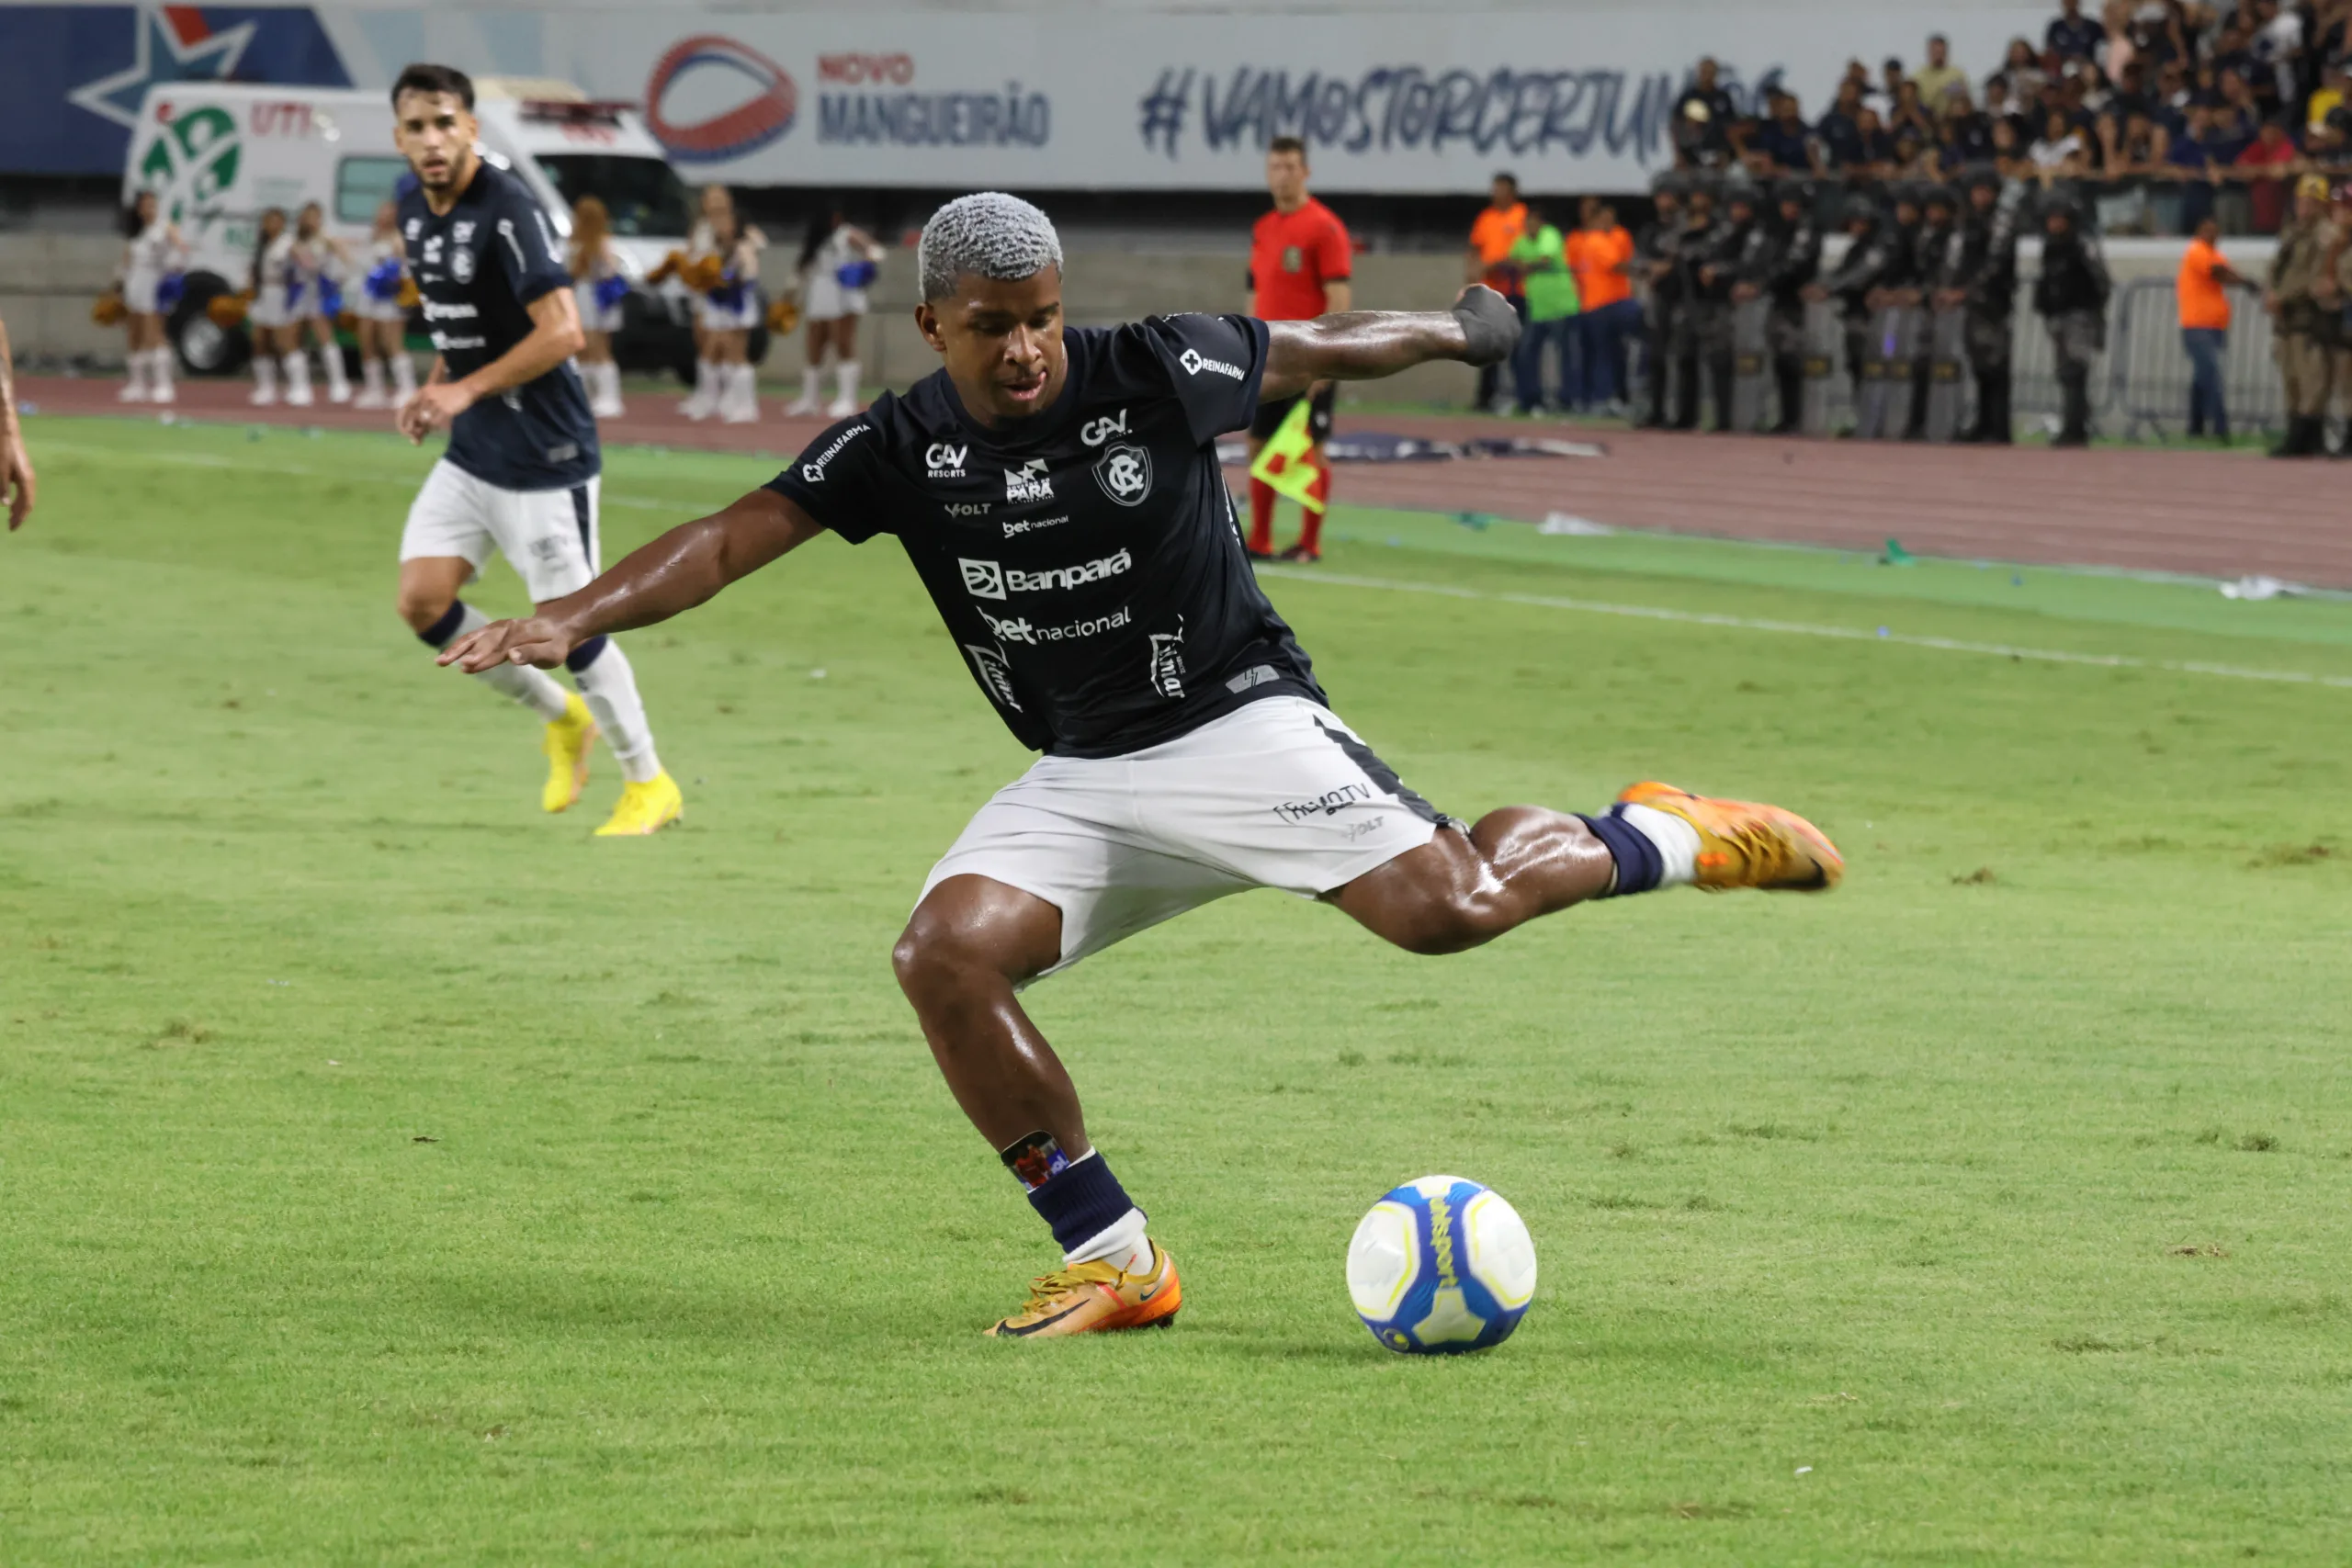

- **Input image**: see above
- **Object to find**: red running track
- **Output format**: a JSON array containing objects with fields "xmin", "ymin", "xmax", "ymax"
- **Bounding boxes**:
[{"xmin": 23, "ymin": 375, "xmax": 2349, "ymax": 587}]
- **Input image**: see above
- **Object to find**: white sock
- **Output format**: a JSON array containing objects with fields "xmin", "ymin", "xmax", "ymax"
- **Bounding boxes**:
[
  {"xmin": 798, "ymin": 364, "xmax": 822, "ymax": 404},
  {"xmin": 390, "ymin": 354, "xmax": 417, "ymax": 400},
  {"xmin": 281, "ymin": 351, "xmax": 311, "ymax": 400},
  {"xmin": 734, "ymin": 363, "xmax": 759, "ymax": 414},
  {"xmin": 1616, "ymin": 802, "xmax": 1702, "ymax": 889},
  {"xmin": 322, "ymin": 346, "xmax": 350, "ymax": 399},
  {"xmin": 252, "ymin": 355, "xmax": 277, "ymax": 396},
  {"xmin": 437, "ymin": 603, "xmax": 568, "ymax": 720},
  {"xmin": 123, "ymin": 354, "xmax": 148, "ymax": 394},
  {"xmin": 834, "ymin": 359, "xmax": 860, "ymax": 402},
  {"xmin": 150, "ymin": 348, "xmax": 175, "ymax": 393},
  {"xmin": 602, "ymin": 362, "xmax": 625, "ymax": 408},
  {"xmin": 361, "ymin": 357, "xmax": 386, "ymax": 399},
  {"xmin": 1064, "ymin": 1198, "xmax": 1152, "ymax": 1273},
  {"xmin": 695, "ymin": 359, "xmax": 718, "ymax": 402},
  {"xmin": 571, "ymin": 638, "xmax": 662, "ymax": 783}
]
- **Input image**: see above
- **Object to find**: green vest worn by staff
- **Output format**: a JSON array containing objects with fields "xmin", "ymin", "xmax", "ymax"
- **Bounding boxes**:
[{"xmin": 1510, "ymin": 224, "xmax": 1578, "ymax": 321}]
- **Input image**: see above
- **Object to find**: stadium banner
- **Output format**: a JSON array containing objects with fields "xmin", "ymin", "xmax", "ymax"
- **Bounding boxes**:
[{"xmin": 6, "ymin": 4, "xmax": 2053, "ymax": 190}]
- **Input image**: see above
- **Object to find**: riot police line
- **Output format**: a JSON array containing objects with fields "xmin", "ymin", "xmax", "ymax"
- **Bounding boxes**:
[{"xmin": 1630, "ymin": 167, "xmax": 2111, "ymax": 446}]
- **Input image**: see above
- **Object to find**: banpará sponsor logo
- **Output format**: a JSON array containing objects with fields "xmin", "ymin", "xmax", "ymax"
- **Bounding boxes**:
[
  {"xmin": 980, "ymin": 604, "xmax": 1132, "ymax": 646},
  {"xmin": 1001, "ymin": 512, "xmax": 1070, "ymax": 536},
  {"xmin": 1093, "ymin": 443, "xmax": 1152, "ymax": 507},
  {"xmin": 799, "ymin": 421, "xmax": 870, "ymax": 482},
  {"xmin": 1271, "ymin": 782, "xmax": 1376, "ymax": 825},
  {"xmin": 1178, "ymin": 346, "xmax": 1245, "ymax": 379},
  {"xmin": 1079, "ymin": 408, "xmax": 1130, "ymax": 446},
  {"xmin": 419, "ymin": 299, "xmax": 479, "ymax": 321},
  {"xmin": 1004, "ymin": 457, "xmax": 1055, "ymax": 502},
  {"xmin": 926, "ymin": 440, "xmax": 968, "ymax": 478},
  {"xmin": 430, "ymin": 333, "xmax": 488, "ymax": 352},
  {"xmin": 963, "ymin": 643, "xmax": 1023, "ymax": 710},
  {"xmin": 959, "ymin": 548, "xmax": 1133, "ymax": 601}
]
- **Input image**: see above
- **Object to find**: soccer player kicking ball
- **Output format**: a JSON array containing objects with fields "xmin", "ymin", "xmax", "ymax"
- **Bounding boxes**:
[
  {"xmin": 445, "ymin": 193, "xmax": 1843, "ymax": 1335},
  {"xmin": 387, "ymin": 63, "xmax": 680, "ymax": 835}
]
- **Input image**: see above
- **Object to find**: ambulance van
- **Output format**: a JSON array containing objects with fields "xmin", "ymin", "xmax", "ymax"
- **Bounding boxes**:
[{"xmin": 121, "ymin": 78, "xmax": 748, "ymax": 378}]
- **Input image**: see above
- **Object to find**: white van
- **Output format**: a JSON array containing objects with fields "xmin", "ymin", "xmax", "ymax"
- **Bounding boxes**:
[{"xmin": 123, "ymin": 78, "xmax": 746, "ymax": 378}]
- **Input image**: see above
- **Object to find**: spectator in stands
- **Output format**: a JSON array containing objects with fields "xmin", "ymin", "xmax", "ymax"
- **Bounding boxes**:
[
  {"xmin": 2031, "ymin": 107, "xmax": 2097, "ymax": 183},
  {"xmin": 1566, "ymin": 198, "xmax": 1638, "ymax": 415},
  {"xmin": 2235, "ymin": 116, "xmax": 2301, "ymax": 232},
  {"xmin": 1893, "ymin": 125, "xmax": 1940, "ymax": 180},
  {"xmin": 2108, "ymin": 106, "xmax": 2173, "ymax": 175},
  {"xmin": 1991, "ymin": 114, "xmax": 2033, "ymax": 179},
  {"xmin": 1465, "ymin": 172, "xmax": 1529, "ymax": 412},
  {"xmin": 1673, "ymin": 58, "xmax": 1742, "ymax": 168},
  {"xmin": 2165, "ymin": 104, "xmax": 2223, "ymax": 231},
  {"xmin": 1881, "ymin": 57, "xmax": 1910, "ymax": 116},
  {"xmin": 1818, "ymin": 80, "xmax": 1869, "ymax": 170},
  {"xmin": 1915, "ymin": 35, "xmax": 1969, "ymax": 108},
  {"xmin": 2177, "ymin": 212, "xmax": 2253, "ymax": 441},
  {"xmin": 1852, "ymin": 107, "xmax": 1898, "ymax": 178},
  {"xmin": 1984, "ymin": 77, "xmax": 2032, "ymax": 145},
  {"xmin": 2049, "ymin": 0, "xmax": 2107, "ymax": 63},
  {"xmin": 1838, "ymin": 59, "xmax": 1881, "ymax": 112},
  {"xmin": 1891, "ymin": 77, "xmax": 1939, "ymax": 141},
  {"xmin": 2307, "ymin": 60, "xmax": 2351, "ymax": 134},
  {"xmin": 2245, "ymin": 0, "xmax": 2302, "ymax": 115},
  {"xmin": 1994, "ymin": 38, "xmax": 2050, "ymax": 104},
  {"xmin": 1941, "ymin": 89, "xmax": 1996, "ymax": 165},
  {"xmin": 1749, "ymin": 90, "xmax": 1821, "ymax": 175}
]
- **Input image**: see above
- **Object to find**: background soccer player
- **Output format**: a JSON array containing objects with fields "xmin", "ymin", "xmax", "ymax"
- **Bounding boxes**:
[
  {"xmin": 442, "ymin": 192, "xmax": 1841, "ymax": 1338},
  {"xmin": 1243, "ymin": 136, "xmax": 1351, "ymax": 561},
  {"xmin": 1, "ymin": 311, "xmax": 32, "ymax": 530},
  {"xmin": 387, "ymin": 62, "xmax": 680, "ymax": 835}
]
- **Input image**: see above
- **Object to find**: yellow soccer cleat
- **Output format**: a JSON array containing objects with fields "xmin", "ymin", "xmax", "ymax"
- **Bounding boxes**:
[
  {"xmin": 1615, "ymin": 781, "xmax": 1844, "ymax": 892},
  {"xmin": 985, "ymin": 1241, "xmax": 1183, "ymax": 1339},
  {"xmin": 594, "ymin": 771, "xmax": 684, "ymax": 837},
  {"xmin": 542, "ymin": 694, "xmax": 598, "ymax": 814}
]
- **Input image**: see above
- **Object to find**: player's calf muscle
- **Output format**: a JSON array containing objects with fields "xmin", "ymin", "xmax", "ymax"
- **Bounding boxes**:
[{"xmin": 1339, "ymin": 809, "xmax": 1612, "ymax": 954}]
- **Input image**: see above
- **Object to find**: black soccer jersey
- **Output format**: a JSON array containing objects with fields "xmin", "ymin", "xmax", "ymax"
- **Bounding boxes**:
[
  {"xmin": 766, "ymin": 312, "xmax": 1326, "ymax": 758},
  {"xmin": 399, "ymin": 160, "xmax": 598, "ymax": 491}
]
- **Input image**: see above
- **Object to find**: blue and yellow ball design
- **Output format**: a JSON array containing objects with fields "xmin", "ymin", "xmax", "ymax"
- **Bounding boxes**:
[{"xmin": 1346, "ymin": 1175, "xmax": 1538, "ymax": 1355}]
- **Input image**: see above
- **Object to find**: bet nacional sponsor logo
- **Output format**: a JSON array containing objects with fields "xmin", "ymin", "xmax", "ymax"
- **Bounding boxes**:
[{"xmin": 644, "ymin": 35, "xmax": 797, "ymax": 164}]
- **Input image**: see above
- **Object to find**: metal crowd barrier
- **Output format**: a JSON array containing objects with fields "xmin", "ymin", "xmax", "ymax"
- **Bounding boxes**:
[{"xmin": 1634, "ymin": 285, "xmax": 2287, "ymax": 442}]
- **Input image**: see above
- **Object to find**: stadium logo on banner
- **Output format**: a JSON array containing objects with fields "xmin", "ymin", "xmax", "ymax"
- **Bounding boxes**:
[{"xmin": 645, "ymin": 35, "xmax": 797, "ymax": 164}]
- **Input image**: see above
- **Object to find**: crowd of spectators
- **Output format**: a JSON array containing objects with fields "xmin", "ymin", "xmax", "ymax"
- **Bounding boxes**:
[{"xmin": 1674, "ymin": 0, "xmax": 2352, "ymax": 234}]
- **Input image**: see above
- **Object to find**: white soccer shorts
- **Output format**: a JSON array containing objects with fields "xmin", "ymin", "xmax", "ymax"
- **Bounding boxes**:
[
  {"xmin": 398, "ymin": 459, "xmax": 602, "ymax": 604},
  {"xmin": 921, "ymin": 695, "xmax": 1447, "ymax": 977}
]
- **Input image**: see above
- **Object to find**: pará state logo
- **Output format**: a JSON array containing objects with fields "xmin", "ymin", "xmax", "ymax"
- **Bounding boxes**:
[
  {"xmin": 1005, "ymin": 457, "xmax": 1054, "ymax": 503},
  {"xmin": 1093, "ymin": 443, "xmax": 1152, "ymax": 507},
  {"xmin": 139, "ymin": 106, "xmax": 241, "ymax": 223}
]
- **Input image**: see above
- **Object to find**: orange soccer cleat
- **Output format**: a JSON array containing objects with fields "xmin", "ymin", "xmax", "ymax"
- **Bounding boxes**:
[
  {"xmin": 985, "ymin": 1241, "xmax": 1183, "ymax": 1338},
  {"xmin": 1615, "ymin": 781, "xmax": 1844, "ymax": 893}
]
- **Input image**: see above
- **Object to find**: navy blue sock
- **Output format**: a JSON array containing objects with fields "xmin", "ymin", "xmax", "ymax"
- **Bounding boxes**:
[
  {"xmin": 565, "ymin": 635, "xmax": 608, "ymax": 672},
  {"xmin": 1576, "ymin": 805, "xmax": 1664, "ymax": 897},
  {"xmin": 416, "ymin": 600, "xmax": 469, "ymax": 649},
  {"xmin": 1012, "ymin": 1143, "xmax": 1136, "ymax": 1255}
]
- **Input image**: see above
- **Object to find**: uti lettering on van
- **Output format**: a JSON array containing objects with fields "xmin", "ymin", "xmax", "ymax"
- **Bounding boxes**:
[{"xmin": 249, "ymin": 102, "xmax": 319, "ymax": 138}]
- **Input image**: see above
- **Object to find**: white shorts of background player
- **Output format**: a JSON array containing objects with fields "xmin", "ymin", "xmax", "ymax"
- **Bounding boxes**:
[
  {"xmin": 922, "ymin": 695, "xmax": 1444, "ymax": 981},
  {"xmin": 398, "ymin": 459, "xmax": 602, "ymax": 603}
]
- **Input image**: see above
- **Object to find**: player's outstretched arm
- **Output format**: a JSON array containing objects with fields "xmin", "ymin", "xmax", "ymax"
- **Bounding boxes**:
[
  {"xmin": 1260, "ymin": 284, "xmax": 1521, "ymax": 400},
  {"xmin": 439, "ymin": 489, "xmax": 824, "ymax": 671}
]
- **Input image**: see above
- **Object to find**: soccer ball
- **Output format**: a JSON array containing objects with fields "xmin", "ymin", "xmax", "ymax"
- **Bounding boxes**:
[{"xmin": 1346, "ymin": 1175, "xmax": 1538, "ymax": 1355}]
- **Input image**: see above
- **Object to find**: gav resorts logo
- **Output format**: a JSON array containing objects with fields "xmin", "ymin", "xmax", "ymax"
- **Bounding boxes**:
[
  {"xmin": 646, "ymin": 35, "xmax": 797, "ymax": 164},
  {"xmin": 140, "ymin": 105, "xmax": 241, "ymax": 223}
]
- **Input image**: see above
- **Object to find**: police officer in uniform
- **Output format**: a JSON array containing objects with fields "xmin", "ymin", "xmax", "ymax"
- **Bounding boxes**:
[
  {"xmin": 1635, "ymin": 172, "xmax": 1688, "ymax": 428},
  {"xmin": 1902, "ymin": 186, "xmax": 1959, "ymax": 438},
  {"xmin": 2266, "ymin": 173, "xmax": 2334, "ymax": 457},
  {"xmin": 1756, "ymin": 178, "xmax": 1821, "ymax": 434},
  {"xmin": 1942, "ymin": 164, "xmax": 2019, "ymax": 444},
  {"xmin": 2031, "ymin": 193, "xmax": 2109, "ymax": 447},
  {"xmin": 1668, "ymin": 177, "xmax": 1723, "ymax": 429},
  {"xmin": 1689, "ymin": 178, "xmax": 1759, "ymax": 432},
  {"xmin": 1806, "ymin": 194, "xmax": 1895, "ymax": 422}
]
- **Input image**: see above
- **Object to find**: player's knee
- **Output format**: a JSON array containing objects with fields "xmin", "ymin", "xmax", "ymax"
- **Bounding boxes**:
[
  {"xmin": 395, "ymin": 585, "xmax": 452, "ymax": 635},
  {"xmin": 891, "ymin": 912, "xmax": 985, "ymax": 1007}
]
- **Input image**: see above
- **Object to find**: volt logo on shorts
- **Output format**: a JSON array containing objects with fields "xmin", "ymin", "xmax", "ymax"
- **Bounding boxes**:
[
  {"xmin": 981, "ymin": 604, "xmax": 1132, "ymax": 645},
  {"xmin": 1179, "ymin": 346, "xmax": 1245, "ymax": 379},
  {"xmin": 1004, "ymin": 458, "xmax": 1055, "ymax": 502},
  {"xmin": 1272, "ymin": 783, "xmax": 1376, "ymax": 825},
  {"xmin": 959, "ymin": 549, "xmax": 1132, "ymax": 601},
  {"xmin": 927, "ymin": 442, "xmax": 968, "ymax": 478},
  {"xmin": 799, "ymin": 422, "xmax": 869, "ymax": 482}
]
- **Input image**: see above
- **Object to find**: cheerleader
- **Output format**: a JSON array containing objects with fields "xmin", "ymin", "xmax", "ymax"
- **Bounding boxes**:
[
  {"xmin": 569, "ymin": 195, "xmax": 628, "ymax": 419},
  {"xmin": 785, "ymin": 202, "xmax": 884, "ymax": 419},
  {"xmin": 680, "ymin": 184, "xmax": 765, "ymax": 423},
  {"xmin": 350, "ymin": 199, "xmax": 416, "ymax": 411},
  {"xmin": 246, "ymin": 207, "xmax": 297, "ymax": 405},
  {"xmin": 289, "ymin": 201, "xmax": 353, "ymax": 404},
  {"xmin": 117, "ymin": 188, "xmax": 187, "ymax": 404}
]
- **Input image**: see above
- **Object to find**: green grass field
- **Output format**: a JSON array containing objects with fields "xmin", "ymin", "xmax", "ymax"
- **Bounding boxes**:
[{"xmin": 5, "ymin": 415, "xmax": 2350, "ymax": 1564}]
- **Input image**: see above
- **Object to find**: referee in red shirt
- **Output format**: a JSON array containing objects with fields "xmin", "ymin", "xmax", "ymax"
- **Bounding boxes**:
[{"xmin": 1246, "ymin": 136, "xmax": 1352, "ymax": 561}]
